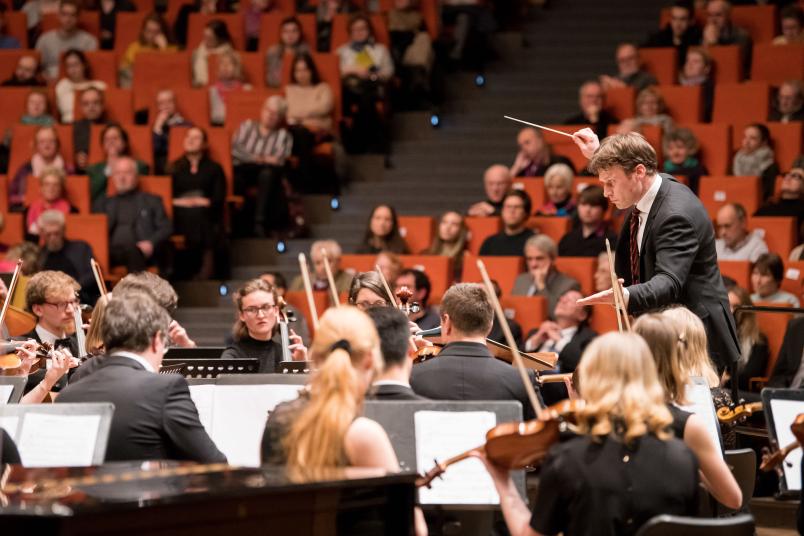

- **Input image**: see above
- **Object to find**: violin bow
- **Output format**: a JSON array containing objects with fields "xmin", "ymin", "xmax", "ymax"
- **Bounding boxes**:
[
  {"xmin": 90, "ymin": 258, "xmax": 107, "ymax": 297},
  {"xmin": 298, "ymin": 253, "xmax": 320, "ymax": 331},
  {"xmin": 477, "ymin": 259, "xmax": 543, "ymax": 420},
  {"xmin": 0, "ymin": 259, "xmax": 23, "ymax": 337},
  {"xmin": 320, "ymin": 248, "xmax": 340, "ymax": 307},
  {"xmin": 605, "ymin": 239, "xmax": 631, "ymax": 332},
  {"xmin": 375, "ymin": 264, "xmax": 399, "ymax": 307}
]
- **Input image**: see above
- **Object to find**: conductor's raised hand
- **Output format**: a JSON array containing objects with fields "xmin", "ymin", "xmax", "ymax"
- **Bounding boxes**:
[{"xmin": 572, "ymin": 127, "xmax": 600, "ymax": 159}]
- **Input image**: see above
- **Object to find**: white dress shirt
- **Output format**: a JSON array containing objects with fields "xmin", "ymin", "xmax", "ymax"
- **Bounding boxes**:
[
  {"xmin": 35, "ymin": 324, "xmax": 65, "ymax": 345},
  {"xmin": 535, "ymin": 326, "xmax": 578, "ymax": 354},
  {"xmin": 634, "ymin": 173, "xmax": 662, "ymax": 253},
  {"xmin": 114, "ymin": 351, "xmax": 156, "ymax": 373}
]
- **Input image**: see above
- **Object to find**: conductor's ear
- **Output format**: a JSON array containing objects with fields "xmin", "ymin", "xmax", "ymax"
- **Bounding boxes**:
[{"xmin": 634, "ymin": 163, "xmax": 648, "ymax": 179}]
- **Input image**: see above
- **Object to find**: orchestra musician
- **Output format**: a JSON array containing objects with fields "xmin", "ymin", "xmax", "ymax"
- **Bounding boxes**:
[
  {"xmin": 347, "ymin": 271, "xmax": 392, "ymax": 310},
  {"xmin": 258, "ymin": 271, "xmax": 310, "ymax": 346}
]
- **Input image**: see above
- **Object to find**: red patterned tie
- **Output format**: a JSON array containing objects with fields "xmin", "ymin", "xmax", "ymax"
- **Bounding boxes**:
[{"xmin": 629, "ymin": 208, "xmax": 641, "ymax": 284}]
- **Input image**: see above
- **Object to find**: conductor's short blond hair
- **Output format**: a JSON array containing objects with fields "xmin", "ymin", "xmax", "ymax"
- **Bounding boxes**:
[{"xmin": 588, "ymin": 132, "xmax": 658, "ymax": 176}]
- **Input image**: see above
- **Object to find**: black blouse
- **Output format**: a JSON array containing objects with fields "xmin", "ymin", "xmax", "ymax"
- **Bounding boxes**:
[
  {"xmin": 221, "ymin": 336, "xmax": 283, "ymax": 373},
  {"xmin": 668, "ymin": 404, "xmax": 692, "ymax": 439},
  {"xmin": 170, "ymin": 156, "xmax": 227, "ymax": 214}
]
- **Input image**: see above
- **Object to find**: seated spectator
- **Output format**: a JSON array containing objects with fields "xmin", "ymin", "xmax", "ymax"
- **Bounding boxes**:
[
  {"xmin": 209, "ymin": 50, "xmax": 252, "ymax": 126},
  {"xmin": 643, "ymin": 0, "xmax": 702, "ymax": 66},
  {"xmin": 35, "ymin": 0, "xmax": 98, "ymax": 81},
  {"xmin": 356, "ymin": 203, "xmax": 410, "ymax": 254},
  {"xmin": 440, "ymin": 0, "xmax": 494, "ymax": 70},
  {"xmin": 264, "ymin": 16, "xmax": 312, "ymax": 88},
  {"xmin": 593, "ymin": 250, "xmax": 611, "ymax": 293},
  {"xmin": 86, "ymin": 123, "xmax": 150, "ymax": 203},
  {"xmin": 732, "ymin": 123, "xmax": 780, "ymax": 201},
  {"xmin": 376, "ymin": 250, "xmax": 402, "ymax": 286},
  {"xmin": 24, "ymin": 168, "xmax": 76, "ymax": 241},
  {"xmin": 151, "ymin": 89, "xmax": 192, "ymax": 175},
  {"xmin": 173, "ymin": 0, "xmax": 227, "ymax": 47},
  {"xmin": 663, "ymin": 127, "xmax": 708, "ymax": 194},
  {"xmin": 71, "ymin": 87, "xmax": 107, "ymax": 173},
  {"xmin": 513, "ymin": 234, "xmax": 580, "ymax": 317},
  {"xmin": 221, "ymin": 278, "xmax": 307, "ymax": 369},
  {"xmin": 423, "ymin": 210, "xmax": 468, "ymax": 279},
  {"xmin": 55, "ymin": 49, "xmax": 107, "ymax": 123},
  {"xmin": 92, "ymin": 156, "xmax": 171, "ymax": 273},
  {"xmin": 290, "ymin": 239, "xmax": 354, "ymax": 293},
  {"xmin": 726, "ymin": 282, "xmax": 768, "ymax": 391},
  {"xmin": 486, "ymin": 278, "xmax": 523, "ymax": 348},
  {"xmin": 1, "ymin": 54, "xmax": 46, "ymax": 86},
  {"xmin": 750, "ymin": 252, "xmax": 800, "ymax": 307},
  {"xmin": 479, "ymin": 190, "xmax": 534, "ymax": 256},
  {"xmin": 467, "ymin": 164, "xmax": 511, "ymax": 217},
  {"xmin": 536, "ymin": 163, "xmax": 576, "ymax": 217},
  {"xmin": 366, "ymin": 306, "xmax": 427, "ymax": 401},
  {"xmin": 231, "ymin": 95, "xmax": 293, "ymax": 237},
  {"xmin": 769, "ymin": 80, "xmax": 803, "ymax": 123},
  {"xmin": 618, "ymin": 86, "xmax": 674, "ymax": 134},
  {"xmin": 599, "ymin": 42, "xmax": 658, "ymax": 92},
  {"xmin": 191, "ymin": 19, "xmax": 235, "ymax": 87},
  {"xmin": 715, "ymin": 202, "xmax": 768, "ymax": 262},
  {"xmin": 21, "ymin": 0, "xmax": 59, "ymax": 33},
  {"xmin": 118, "ymin": 13, "xmax": 175, "ymax": 88},
  {"xmin": 244, "ymin": 0, "xmax": 277, "ymax": 51},
  {"xmin": 510, "ymin": 127, "xmax": 575, "ymax": 178},
  {"xmin": 21, "ymin": 90, "xmax": 55, "ymax": 126},
  {"xmin": 394, "ymin": 268, "xmax": 439, "ymax": 330},
  {"xmin": 558, "ymin": 185, "xmax": 616, "ymax": 257},
  {"xmin": 0, "ymin": 10, "xmax": 21, "ymax": 49},
  {"xmin": 36, "ymin": 209, "xmax": 97, "ymax": 304},
  {"xmin": 258, "ymin": 271, "xmax": 311, "ymax": 346},
  {"xmin": 678, "ymin": 46, "xmax": 714, "ymax": 122},
  {"xmin": 10, "ymin": 126, "xmax": 72, "ymax": 210},
  {"xmin": 98, "ymin": 0, "xmax": 136, "ymax": 50},
  {"xmin": 347, "ymin": 270, "xmax": 392, "ymax": 309},
  {"xmin": 315, "ymin": 0, "xmax": 358, "ymax": 52},
  {"xmin": 773, "ymin": 5, "xmax": 804, "ymax": 45},
  {"xmin": 168, "ymin": 127, "xmax": 226, "ymax": 280},
  {"xmin": 564, "ymin": 80, "xmax": 619, "ymax": 140},
  {"xmin": 337, "ymin": 14, "xmax": 394, "ymax": 155},
  {"xmin": 387, "ymin": 0, "xmax": 434, "ymax": 108},
  {"xmin": 701, "ymin": 0, "xmax": 752, "ymax": 73},
  {"xmin": 755, "ymin": 166, "xmax": 804, "ymax": 242}
]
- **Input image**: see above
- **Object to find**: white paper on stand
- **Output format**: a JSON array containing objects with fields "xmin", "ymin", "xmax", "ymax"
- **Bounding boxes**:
[
  {"xmin": 17, "ymin": 413, "xmax": 101, "ymax": 467},
  {"xmin": 0, "ymin": 385, "xmax": 14, "ymax": 404},
  {"xmin": 770, "ymin": 398, "xmax": 804, "ymax": 490},
  {"xmin": 679, "ymin": 377, "xmax": 723, "ymax": 459},
  {"xmin": 0, "ymin": 416, "xmax": 20, "ymax": 440}
]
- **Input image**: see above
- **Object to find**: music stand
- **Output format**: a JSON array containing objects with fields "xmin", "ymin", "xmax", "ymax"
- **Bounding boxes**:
[
  {"xmin": 162, "ymin": 358, "xmax": 259, "ymax": 378},
  {"xmin": 0, "ymin": 377, "xmax": 27, "ymax": 403},
  {"xmin": 278, "ymin": 361, "xmax": 312, "ymax": 374},
  {"xmin": 762, "ymin": 388, "xmax": 804, "ymax": 497},
  {"xmin": 164, "ymin": 347, "xmax": 226, "ymax": 360}
]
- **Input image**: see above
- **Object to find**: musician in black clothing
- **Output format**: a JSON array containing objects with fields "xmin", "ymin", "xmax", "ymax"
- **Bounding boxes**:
[{"xmin": 366, "ymin": 306, "xmax": 427, "ymax": 401}]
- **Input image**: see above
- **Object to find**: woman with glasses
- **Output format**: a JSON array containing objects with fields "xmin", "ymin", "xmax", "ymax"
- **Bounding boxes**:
[
  {"xmin": 347, "ymin": 271, "xmax": 391, "ymax": 310},
  {"xmin": 221, "ymin": 278, "xmax": 307, "ymax": 370}
]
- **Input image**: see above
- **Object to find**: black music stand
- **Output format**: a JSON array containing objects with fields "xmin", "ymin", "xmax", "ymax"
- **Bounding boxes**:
[
  {"xmin": 0, "ymin": 377, "xmax": 27, "ymax": 403},
  {"xmin": 278, "ymin": 361, "xmax": 312, "ymax": 374},
  {"xmin": 162, "ymin": 358, "xmax": 259, "ymax": 378},
  {"xmin": 164, "ymin": 347, "xmax": 226, "ymax": 360}
]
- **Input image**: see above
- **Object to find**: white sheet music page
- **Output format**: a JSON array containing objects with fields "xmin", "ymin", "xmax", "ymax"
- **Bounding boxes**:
[
  {"xmin": 770, "ymin": 399, "xmax": 804, "ymax": 490},
  {"xmin": 0, "ymin": 385, "xmax": 14, "ymax": 404},
  {"xmin": 189, "ymin": 384, "xmax": 216, "ymax": 435},
  {"xmin": 414, "ymin": 410, "xmax": 498, "ymax": 505},
  {"xmin": 679, "ymin": 377, "xmax": 723, "ymax": 459},
  {"xmin": 210, "ymin": 385, "xmax": 301, "ymax": 467},
  {"xmin": 17, "ymin": 413, "xmax": 101, "ymax": 467},
  {"xmin": 0, "ymin": 416, "xmax": 20, "ymax": 440}
]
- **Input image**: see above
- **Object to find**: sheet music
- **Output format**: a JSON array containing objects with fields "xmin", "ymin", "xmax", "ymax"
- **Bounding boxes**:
[
  {"xmin": 414, "ymin": 411, "xmax": 499, "ymax": 505},
  {"xmin": 0, "ymin": 385, "xmax": 13, "ymax": 404},
  {"xmin": 0, "ymin": 416, "xmax": 19, "ymax": 440},
  {"xmin": 16, "ymin": 413, "xmax": 101, "ymax": 467},
  {"xmin": 189, "ymin": 384, "xmax": 215, "ymax": 435},
  {"xmin": 769, "ymin": 399, "xmax": 804, "ymax": 490},
  {"xmin": 679, "ymin": 377, "xmax": 723, "ymax": 459}
]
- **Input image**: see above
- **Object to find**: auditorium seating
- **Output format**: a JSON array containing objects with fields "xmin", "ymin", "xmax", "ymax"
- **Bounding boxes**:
[
  {"xmin": 500, "ymin": 295, "xmax": 547, "ymax": 336},
  {"xmin": 285, "ymin": 290, "xmax": 328, "ymax": 336},
  {"xmin": 461, "ymin": 254, "xmax": 523, "ymax": 295},
  {"xmin": 0, "ymin": 50, "xmax": 40, "ymax": 82},
  {"xmin": 512, "ymin": 178, "xmax": 545, "ymax": 209},
  {"xmin": 699, "ymin": 175, "xmax": 762, "ymax": 218},
  {"xmin": 114, "ymin": 12, "xmax": 149, "ymax": 52},
  {"xmin": 65, "ymin": 214, "xmax": 109, "ymax": 272},
  {"xmin": 528, "ymin": 216, "xmax": 571, "ymax": 244},
  {"xmin": 60, "ymin": 51, "xmax": 119, "ymax": 88},
  {"xmin": 3, "ymin": 11, "xmax": 28, "ymax": 48},
  {"xmin": 554, "ymin": 257, "xmax": 596, "ymax": 296},
  {"xmin": 639, "ymin": 47, "xmax": 677, "ymax": 85},
  {"xmin": 712, "ymin": 82, "xmax": 771, "ymax": 124},
  {"xmin": 719, "ymin": 260, "xmax": 751, "ymax": 290},
  {"xmin": 751, "ymin": 44, "xmax": 804, "ymax": 85},
  {"xmin": 465, "ymin": 217, "xmax": 501, "ymax": 255},
  {"xmin": 684, "ymin": 123, "xmax": 731, "ymax": 175},
  {"xmin": 223, "ymin": 88, "xmax": 283, "ymax": 130},
  {"xmin": 398, "ymin": 216, "xmax": 433, "ymax": 254},
  {"xmin": 0, "ymin": 212, "xmax": 23, "ymax": 246},
  {"xmin": 187, "ymin": 13, "xmax": 247, "ymax": 51},
  {"xmin": 655, "ymin": 85, "xmax": 703, "ymax": 124},
  {"xmin": 8, "ymin": 125, "xmax": 76, "ymax": 180},
  {"xmin": 782, "ymin": 261, "xmax": 803, "ymax": 297},
  {"xmin": 107, "ymin": 175, "xmax": 173, "ymax": 218},
  {"xmin": 41, "ymin": 12, "xmax": 101, "ymax": 37},
  {"xmin": 753, "ymin": 303, "xmax": 794, "ymax": 382},
  {"xmin": 89, "ymin": 124, "xmax": 154, "ymax": 169},
  {"xmin": 604, "ymin": 86, "xmax": 635, "ymax": 122},
  {"xmin": 748, "ymin": 216, "xmax": 796, "ymax": 259},
  {"xmin": 24, "ymin": 175, "xmax": 91, "ymax": 214},
  {"xmin": 730, "ymin": 122, "xmax": 802, "ymax": 173},
  {"xmin": 708, "ymin": 45, "xmax": 742, "ymax": 84}
]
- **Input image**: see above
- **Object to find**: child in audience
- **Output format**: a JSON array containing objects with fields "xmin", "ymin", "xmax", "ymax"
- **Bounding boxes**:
[
  {"xmin": 662, "ymin": 127, "xmax": 708, "ymax": 194},
  {"xmin": 209, "ymin": 50, "xmax": 252, "ymax": 126},
  {"xmin": 21, "ymin": 90, "xmax": 55, "ymax": 126},
  {"xmin": 732, "ymin": 123, "xmax": 780, "ymax": 200}
]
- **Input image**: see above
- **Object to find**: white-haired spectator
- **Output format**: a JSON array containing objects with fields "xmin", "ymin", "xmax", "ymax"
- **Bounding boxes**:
[
  {"xmin": 769, "ymin": 80, "xmax": 803, "ymax": 123},
  {"xmin": 37, "ymin": 209, "xmax": 98, "ymax": 303},
  {"xmin": 289, "ymin": 239, "xmax": 353, "ymax": 293},
  {"xmin": 468, "ymin": 164, "xmax": 512, "ymax": 217},
  {"xmin": 512, "ymin": 234, "xmax": 580, "ymax": 317},
  {"xmin": 536, "ymin": 163, "xmax": 576, "ymax": 217}
]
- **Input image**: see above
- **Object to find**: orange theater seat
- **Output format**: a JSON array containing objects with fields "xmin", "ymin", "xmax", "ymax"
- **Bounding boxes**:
[
  {"xmin": 748, "ymin": 216, "xmax": 796, "ymax": 259},
  {"xmin": 551, "ymin": 143, "xmax": 589, "ymax": 175},
  {"xmin": 554, "ymin": 257, "xmax": 595, "ymax": 296},
  {"xmin": 782, "ymin": 261, "xmax": 803, "ymax": 296},
  {"xmin": 187, "ymin": 13, "xmax": 246, "ymax": 50},
  {"xmin": 74, "ymin": 87, "xmax": 133, "ymax": 123},
  {"xmin": 606, "ymin": 124, "xmax": 663, "ymax": 162},
  {"xmin": 461, "ymin": 253, "xmax": 523, "ymax": 295},
  {"xmin": 589, "ymin": 308, "xmax": 620, "ymax": 335},
  {"xmin": 8, "ymin": 125, "xmax": 75, "ymax": 183},
  {"xmin": 708, "ymin": 45, "xmax": 742, "ymax": 84},
  {"xmin": 527, "ymin": 217, "xmax": 571, "ymax": 244},
  {"xmin": 0, "ymin": 50, "xmax": 40, "ymax": 84},
  {"xmin": 258, "ymin": 13, "xmax": 316, "ymax": 50},
  {"xmin": 0, "ymin": 175, "xmax": 7, "ymax": 212},
  {"xmin": 3, "ymin": 12, "xmax": 28, "ymax": 48},
  {"xmin": 639, "ymin": 47, "xmax": 678, "ymax": 85},
  {"xmin": 208, "ymin": 52, "xmax": 265, "ymax": 87},
  {"xmin": 168, "ymin": 126, "xmax": 233, "ymax": 193},
  {"xmin": 500, "ymin": 295, "xmax": 547, "ymax": 336},
  {"xmin": 398, "ymin": 216, "xmax": 433, "ymax": 254},
  {"xmin": 399, "ymin": 254, "xmax": 452, "ymax": 300},
  {"xmin": 142, "ymin": 86, "xmax": 211, "ymax": 128},
  {"xmin": 712, "ymin": 82, "xmax": 771, "ymax": 124},
  {"xmin": 699, "ymin": 176, "xmax": 762, "ymax": 218},
  {"xmin": 0, "ymin": 87, "xmax": 48, "ymax": 136},
  {"xmin": 718, "ymin": 260, "xmax": 751, "ymax": 289},
  {"xmin": 605, "ymin": 86, "xmax": 635, "ymax": 122},
  {"xmin": 0, "ymin": 213, "xmax": 23, "ymax": 247},
  {"xmin": 683, "ymin": 123, "xmax": 731, "ymax": 175},
  {"xmin": 224, "ymin": 88, "xmax": 283, "ymax": 130},
  {"xmin": 108, "ymin": 175, "xmax": 173, "ymax": 218},
  {"xmin": 339, "ymin": 254, "xmax": 376, "ymax": 274},
  {"xmin": 731, "ymin": 5, "xmax": 777, "ymax": 44},
  {"xmin": 465, "ymin": 216, "xmax": 501, "ymax": 255},
  {"xmin": 132, "ymin": 52, "xmax": 193, "ymax": 109},
  {"xmin": 754, "ymin": 304, "xmax": 793, "ymax": 377},
  {"xmin": 25, "ymin": 175, "xmax": 91, "ymax": 214},
  {"xmin": 751, "ymin": 44, "xmax": 804, "ymax": 84},
  {"xmin": 59, "ymin": 51, "xmax": 119, "ymax": 88},
  {"xmin": 89, "ymin": 124, "xmax": 154, "ymax": 170},
  {"xmin": 284, "ymin": 290, "xmax": 328, "ymax": 336},
  {"xmin": 512, "ymin": 177, "xmax": 545, "ymax": 210},
  {"xmin": 731, "ymin": 122, "xmax": 803, "ymax": 179},
  {"xmin": 65, "ymin": 214, "xmax": 109, "ymax": 273},
  {"xmin": 41, "ymin": 12, "xmax": 100, "ymax": 37},
  {"xmin": 114, "ymin": 12, "xmax": 149, "ymax": 51},
  {"xmin": 656, "ymin": 85, "xmax": 702, "ymax": 124},
  {"xmin": 330, "ymin": 13, "xmax": 390, "ymax": 49},
  {"xmin": 280, "ymin": 53, "xmax": 342, "ymax": 122}
]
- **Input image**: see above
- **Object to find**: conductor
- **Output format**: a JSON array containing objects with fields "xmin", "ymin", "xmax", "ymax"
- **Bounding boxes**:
[{"xmin": 574, "ymin": 129, "xmax": 740, "ymax": 375}]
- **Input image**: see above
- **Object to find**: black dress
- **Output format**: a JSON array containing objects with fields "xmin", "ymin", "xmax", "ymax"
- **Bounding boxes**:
[
  {"xmin": 260, "ymin": 396, "xmax": 311, "ymax": 465},
  {"xmin": 221, "ymin": 336, "xmax": 284, "ymax": 373},
  {"xmin": 531, "ymin": 433, "xmax": 699, "ymax": 536}
]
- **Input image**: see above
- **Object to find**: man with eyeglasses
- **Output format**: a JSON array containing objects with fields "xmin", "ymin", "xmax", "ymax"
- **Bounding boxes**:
[
  {"xmin": 478, "ymin": 189, "xmax": 535, "ymax": 257},
  {"xmin": 599, "ymin": 42, "xmax": 657, "ymax": 93}
]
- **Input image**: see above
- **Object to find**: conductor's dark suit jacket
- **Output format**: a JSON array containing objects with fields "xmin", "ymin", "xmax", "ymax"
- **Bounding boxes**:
[
  {"xmin": 410, "ymin": 341, "xmax": 541, "ymax": 420},
  {"xmin": 615, "ymin": 174, "xmax": 740, "ymax": 372},
  {"xmin": 56, "ymin": 355, "xmax": 226, "ymax": 464}
]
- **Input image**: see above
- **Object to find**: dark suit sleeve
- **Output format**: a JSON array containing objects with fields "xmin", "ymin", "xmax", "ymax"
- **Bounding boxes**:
[
  {"xmin": 627, "ymin": 213, "xmax": 699, "ymax": 314},
  {"xmin": 161, "ymin": 377, "xmax": 227, "ymax": 463},
  {"xmin": 148, "ymin": 195, "xmax": 173, "ymax": 246}
]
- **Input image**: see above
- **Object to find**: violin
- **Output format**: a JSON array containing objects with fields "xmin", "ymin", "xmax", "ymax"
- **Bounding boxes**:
[
  {"xmin": 0, "ymin": 341, "xmax": 55, "ymax": 376},
  {"xmin": 760, "ymin": 413, "xmax": 804, "ymax": 472},
  {"xmin": 395, "ymin": 286, "xmax": 421, "ymax": 317},
  {"xmin": 717, "ymin": 401, "xmax": 763, "ymax": 425}
]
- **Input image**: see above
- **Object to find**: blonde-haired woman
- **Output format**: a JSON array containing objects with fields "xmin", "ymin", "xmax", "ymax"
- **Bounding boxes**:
[
  {"xmin": 634, "ymin": 313, "xmax": 742, "ymax": 511},
  {"xmin": 423, "ymin": 210, "xmax": 468, "ymax": 279},
  {"xmin": 475, "ymin": 332, "xmax": 699, "ymax": 536}
]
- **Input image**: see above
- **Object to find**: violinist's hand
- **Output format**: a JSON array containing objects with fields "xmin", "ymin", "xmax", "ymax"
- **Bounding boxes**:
[
  {"xmin": 43, "ymin": 349, "xmax": 78, "ymax": 388},
  {"xmin": 576, "ymin": 279, "xmax": 627, "ymax": 307},
  {"xmin": 408, "ymin": 321, "xmax": 421, "ymax": 337},
  {"xmin": 572, "ymin": 127, "xmax": 599, "ymax": 159},
  {"xmin": 467, "ymin": 200, "xmax": 495, "ymax": 217},
  {"xmin": 15, "ymin": 340, "xmax": 39, "ymax": 376},
  {"xmin": 288, "ymin": 329, "xmax": 308, "ymax": 361},
  {"xmin": 169, "ymin": 320, "xmax": 197, "ymax": 348}
]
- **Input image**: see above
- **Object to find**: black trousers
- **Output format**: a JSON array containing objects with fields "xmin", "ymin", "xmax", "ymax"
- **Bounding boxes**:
[
  {"xmin": 110, "ymin": 241, "xmax": 170, "ymax": 274},
  {"xmin": 233, "ymin": 163, "xmax": 289, "ymax": 234}
]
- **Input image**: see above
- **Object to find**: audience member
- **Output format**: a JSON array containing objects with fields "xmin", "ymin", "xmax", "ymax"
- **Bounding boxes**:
[
  {"xmin": 410, "ymin": 283, "xmax": 540, "ymax": 420},
  {"xmin": 618, "ymin": 86, "xmax": 674, "ymax": 134},
  {"xmin": 92, "ymin": 156, "xmax": 171, "ymax": 273},
  {"xmin": 118, "ymin": 12, "xmax": 175, "ymax": 88},
  {"xmin": 678, "ymin": 46, "xmax": 714, "ymax": 121},
  {"xmin": 376, "ymin": 250, "xmax": 403, "ymax": 287},
  {"xmin": 478, "ymin": 190, "xmax": 534, "ymax": 256},
  {"xmin": 231, "ymin": 95, "xmax": 292, "ymax": 237},
  {"xmin": 315, "ymin": 0, "xmax": 358, "ymax": 52},
  {"xmin": 387, "ymin": 0, "xmax": 434, "ymax": 108},
  {"xmin": 21, "ymin": 89, "xmax": 55, "ymax": 126},
  {"xmin": 558, "ymin": 185, "xmax": 616, "ymax": 257},
  {"xmin": 715, "ymin": 203, "xmax": 768, "ymax": 262},
  {"xmin": 10, "ymin": 126, "xmax": 72, "ymax": 210},
  {"xmin": 355, "ymin": 203, "xmax": 410, "ymax": 254},
  {"xmin": 54, "ymin": 49, "xmax": 107, "ymax": 123},
  {"xmin": 86, "ymin": 123, "xmax": 150, "ymax": 203},
  {"xmin": 151, "ymin": 89, "xmax": 193, "ymax": 175},
  {"xmin": 366, "ymin": 306, "xmax": 426, "ymax": 400},
  {"xmin": 347, "ymin": 271, "xmax": 391, "ymax": 309},
  {"xmin": 750, "ymin": 253, "xmax": 800, "ymax": 307},
  {"xmin": 754, "ymin": 166, "xmax": 804, "ymax": 242},
  {"xmin": 244, "ymin": 0, "xmax": 277, "ymax": 51},
  {"xmin": 733, "ymin": 123, "xmax": 780, "ymax": 201},
  {"xmin": 169, "ymin": 126, "xmax": 226, "ymax": 280},
  {"xmin": 289, "ymin": 239, "xmax": 354, "ymax": 293},
  {"xmin": 258, "ymin": 271, "xmax": 311, "ymax": 346},
  {"xmin": 222, "ymin": 278, "xmax": 307, "ymax": 369},
  {"xmin": 191, "ymin": 19, "xmax": 235, "ymax": 87},
  {"xmin": 36, "ymin": 209, "xmax": 97, "ymax": 304},
  {"xmin": 21, "ymin": 0, "xmax": 60, "ymax": 32},
  {"xmin": 264, "ymin": 16, "xmax": 311, "ymax": 88},
  {"xmin": 97, "ymin": 0, "xmax": 136, "ymax": 50},
  {"xmin": 0, "ymin": 10, "xmax": 21, "ymax": 49},
  {"xmin": 662, "ymin": 127, "xmax": 708, "ymax": 194},
  {"xmin": 510, "ymin": 127, "xmax": 575, "ymax": 178},
  {"xmin": 394, "ymin": 268, "xmax": 439, "ymax": 330},
  {"xmin": 1, "ymin": 54, "xmax": 45, "ymax": 86},
  {"xmin": 209, "ymin": 49, "xmax": 252, "ymax": 126},
  {"xmin": 536, "ymin": 163, "xmax": 576, "ymax": 217},
  {"xmin": 423, "ymin": 210, "xmax": 468, "ymax": 278},
  {"xmin": 701, "ymin": 0, "xmax": 752, "ymax": 73},
  {"xmin": 174, "ymin": 0, "xmax": 226, "ymax": 47},
  {"xmin": 773, "ymin": 5, "xmax": 804, "ymax": 45},
  {"xmin": 564, "ymin": 80, "xmax": 619, "ymax": 140},
  {"xmin": 513, "ymin": 234, "xmax": 580, "ymax": 317},
  {"xmin": 600, "ymin": 42, "xmax": 657, "ymax": 92},
  {"xmin": 440, "ymin": 0, "xmax": 494, "ymax": 70},
  {"xmin": 726, "ymin": 282, "xmax": 768, "ymax": 391},
  {"xmin": 467, "ymin": 164, "xmax": 511, "ymax": 217},
  {"xmin": 769, "ymin": 80, "xmax": 803, "ymax": 123},
  {"xmin": 72, "ymin": 87, "xmax": 108, "ymax": 173},
  {"xmin": 24, "ymin": 167, "xmax": 75, "ymax": 240},
  {"xmin": 35, "ymin": 0, "xmax": 98, "ymax": 81},
  {"xmin": 643, "ymin": 0, "xmax": 702, "ymax": 65},
  {"xmin": 766, "ymin": 315, "xmax": 804, "ymax": 389}
]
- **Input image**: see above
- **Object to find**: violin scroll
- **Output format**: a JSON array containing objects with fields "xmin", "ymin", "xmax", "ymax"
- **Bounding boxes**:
[
  {"xmin": 395, "ymin": 286, "xmax": 421, "ymax": 316},
  {"xmin": 716, "ymin": 401, "xmax": 763, "ymax": 425}
]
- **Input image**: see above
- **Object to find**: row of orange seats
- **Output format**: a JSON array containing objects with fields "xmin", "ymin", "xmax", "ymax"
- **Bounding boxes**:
[{"xmin": 658, "ymin": 4, "xmax": 787, "ymax": 45}]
